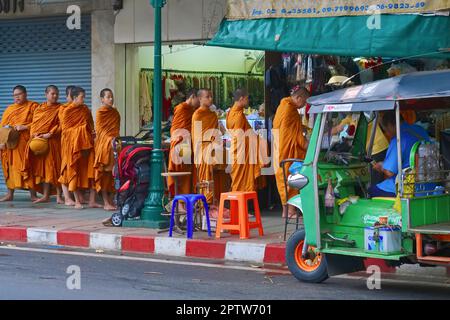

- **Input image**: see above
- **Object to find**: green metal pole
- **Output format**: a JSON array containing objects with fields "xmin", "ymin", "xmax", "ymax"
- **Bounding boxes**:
[{"xmin": 123, "ymin": 0, "xmax": 168, "ymax": 228}]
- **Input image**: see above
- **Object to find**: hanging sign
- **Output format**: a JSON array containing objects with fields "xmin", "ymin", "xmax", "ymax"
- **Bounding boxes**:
[{"xmin": 226, "ymin": 0, "xmax": 450, "ymax": 20}]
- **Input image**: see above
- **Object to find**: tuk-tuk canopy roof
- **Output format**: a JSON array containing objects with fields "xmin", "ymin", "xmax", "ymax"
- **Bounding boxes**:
[{"xmin": 308, "ymin": 70, "xmax": 450, "ymax": 114}]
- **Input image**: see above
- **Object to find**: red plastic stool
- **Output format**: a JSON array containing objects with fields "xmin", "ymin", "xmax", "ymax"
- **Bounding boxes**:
[{"xmin": 215, "ymin": 191, "xmax": 264, "ymax": 240}]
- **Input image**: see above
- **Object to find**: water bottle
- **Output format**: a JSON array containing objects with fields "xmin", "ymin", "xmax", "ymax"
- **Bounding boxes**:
[
  {"xmin": 425, "ymin": 143, "xmax": 433, "ymax": 181},
  {"xmin": 325, "ymin": 179, "xmax": 335, "ymax": 216},
  {"xmin": 430, "ymin": 143, "xmax": 440, "ymax": 181},
  {"xmin": 417, "ymin": 143, "xmax": 426, "ymax": 182}
]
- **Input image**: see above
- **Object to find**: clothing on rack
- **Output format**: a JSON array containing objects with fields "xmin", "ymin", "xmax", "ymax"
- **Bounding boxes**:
[
  {"xmin": 140, "ymin": 69, "xmax": 264, "ymax": 124},
  {"xmin": 139, "ymin": 71, "xmax": 153, "ymax": 127},
  {"xmin": 265, "ymin": 65, "xmax": 289, "ymax": 116}
]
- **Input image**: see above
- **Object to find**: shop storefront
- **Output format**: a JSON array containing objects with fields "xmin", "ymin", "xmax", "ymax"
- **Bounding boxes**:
[
  {"xmin": 205, "ymin": 1, "xmax": 450, "ymax": 212},
  {"xmin": 208, "ymin": 3, "xmax": 450, "ymax": 144},
  {"xmin": 114, "ymin": 0, "xmax": 279, "ymax": 210},
  {"xmin": 0, "ymin": 0, "xmax": 117, "ymax": 192}
]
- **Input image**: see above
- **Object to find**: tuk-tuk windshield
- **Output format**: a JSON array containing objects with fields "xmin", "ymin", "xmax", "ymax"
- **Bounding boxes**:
[{"xmin": 320, "ymin": 112, "xmax": 370, "ymax": 166}]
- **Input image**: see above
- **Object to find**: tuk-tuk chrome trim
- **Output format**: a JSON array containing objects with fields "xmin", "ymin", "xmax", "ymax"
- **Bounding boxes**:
[
  {"xmin": 406, "ymin": 198, "xmax": 411, "ymax": 231},
  {"xmin": 367, "ymin": 112, "xmax": 379, "ymax": 159},
  {"xmin": 309, "ymin": 100, "xmax": 396, "ymax": 114},
  {"xmin": 396, "ymin": 103, "xmax": 404, "ymax": 196},
  {"xmin": 312, "ymin": 114, "xmax": 327, "ymax": 250}
]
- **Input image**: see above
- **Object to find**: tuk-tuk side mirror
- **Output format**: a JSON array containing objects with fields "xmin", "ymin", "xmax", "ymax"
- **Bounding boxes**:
[{"xmin": 288, "ymin": 173, "xmax": 309, "ymax": 190}]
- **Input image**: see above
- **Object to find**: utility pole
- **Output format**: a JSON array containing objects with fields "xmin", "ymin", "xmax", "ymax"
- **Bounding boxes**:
[{"xmin": 123, "ymin": 0, "xmax": 169, "ymax": 228}]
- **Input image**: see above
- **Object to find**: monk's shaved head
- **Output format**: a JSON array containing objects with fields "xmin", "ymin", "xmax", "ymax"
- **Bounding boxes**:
[
  {"xmin": 70, "ymin": 86, "xmax": 86, "ymax": 100},
  {"xmin": 197, "ymin": 88, "xmax": 211, "ymax": 98},
  {"xmin": 100, "ymin": 88, "xmax": 113, "ymax": 98},
  {"xmin": 197, "ymin": 88, "xmax": 213, "ymax": 108},
  {"xmin": 233, "ymin": 88, "xmax": 248, "ymax": 102},
  {"xmin": 291, "ymin": 86, "xmax": 310, "ymax": 98},
  {"xmin": 184, "ymin": 88, "xmax": 198, "ymax": 99},
  {"xmin": 13, "ymin": 85, "xmax": 27, "ymax": 94},
  {"xmin": 66, "ymin": 85, "xmax": 76, "ymax": 97},
  {"xmin": 46, "ymin": 85, "xmax": 59, "ymax": 94}
]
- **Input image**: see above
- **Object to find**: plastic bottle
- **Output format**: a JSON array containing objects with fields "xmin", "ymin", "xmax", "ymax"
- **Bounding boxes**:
[
  {"xmin": 417, "ymin": 142, "xmax": 426, "ymax": 182},
  {"xmin": 424, "ymin": 143, "xmax": 432, "ymax": 181},
  {"xmin": 429, "ymin": 142, "xmax": 440, "ymax": 181},
  {"xmin": 325, "ymin": 178, "xmax": 335, "ymax": 216}
]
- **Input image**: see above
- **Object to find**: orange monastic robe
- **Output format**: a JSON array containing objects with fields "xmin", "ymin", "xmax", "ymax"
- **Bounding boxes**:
[
  {"xmin": 226, "ymin": 103, "xmax": 262, "ymax": 192},
  {"xmin": 58, "ymin": 104, "xmax": 95, "ymax": 192},
  {"xmin": 168, "ymin": 102, "xmax": 195, "ymax": 195},
  {"xmin": 94, "ymin": 106, "xmax": 121, "ymax": 193},
  {"xmin": 22, "ymin": 102, "xmax": 62, "ymax": 188},
  {"xmin": 1, "ymin": 101, "xmax": 38, "ymax": 190},
  {"xmin": 192, "ymin": 107, "xmax": 225, "ymax": 204},
  {"xmin": 273, "ymin": 97, "xmax": 308, "ymax": 204}
]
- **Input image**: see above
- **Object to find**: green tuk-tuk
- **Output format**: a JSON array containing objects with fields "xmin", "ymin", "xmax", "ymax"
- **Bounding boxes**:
[{"xmin": 286, "ymin": 70, "xmax": 450, "ymax": 283}]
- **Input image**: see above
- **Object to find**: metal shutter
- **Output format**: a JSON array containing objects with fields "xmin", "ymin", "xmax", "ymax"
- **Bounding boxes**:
[{"xmin": 0, "ymin": 15, "xmax": 92, "ymax": 192}]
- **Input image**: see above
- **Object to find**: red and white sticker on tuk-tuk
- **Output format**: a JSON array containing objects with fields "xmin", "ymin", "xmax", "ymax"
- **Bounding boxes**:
[{"xmin": 323, "ymin": 104, "xmax": 353, "ymax": 112}]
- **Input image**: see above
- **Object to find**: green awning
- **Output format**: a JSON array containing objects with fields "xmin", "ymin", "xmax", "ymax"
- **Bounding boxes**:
[{"xmin": 208, "ymin": 15, "xmax": 450, "ymax": 58}]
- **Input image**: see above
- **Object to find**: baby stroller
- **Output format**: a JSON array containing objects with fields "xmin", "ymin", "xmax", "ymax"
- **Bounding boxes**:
[{"xmin": 110, "ymin": 137, "xmax": 152, "ymax": 227}]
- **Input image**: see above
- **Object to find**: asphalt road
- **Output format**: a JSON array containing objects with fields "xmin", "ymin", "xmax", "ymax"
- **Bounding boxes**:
[{"xmin": 0, "ymin": 246, "xmax": 448, "ymax": 300}]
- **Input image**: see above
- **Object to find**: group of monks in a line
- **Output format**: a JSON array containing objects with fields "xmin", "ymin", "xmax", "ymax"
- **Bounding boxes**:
[
  {"xmin": 169, "ymin": 86, "xmax": 311, "ymax": 218},
  {"xmin": 0, "ymin": 83, "xmax": 311, "ymax": 217},
  {"xmin": 0, "ymin": 85, "xmax": 120, "ymax": 211}
]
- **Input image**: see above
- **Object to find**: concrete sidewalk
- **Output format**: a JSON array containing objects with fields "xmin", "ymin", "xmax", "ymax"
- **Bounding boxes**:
[{"xmin": 0, "ymin": 195, "xmax": 296, "ymax": 265}]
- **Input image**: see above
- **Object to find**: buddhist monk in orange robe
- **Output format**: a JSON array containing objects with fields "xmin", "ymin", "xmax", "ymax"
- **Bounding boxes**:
[
  {"xmin": 168, "ymin": 89, "xmax": 200, "ymax": 196},
  {"xmin": 0, "ymin": 86, "xmax": 39, "ymax": 202},
  {"xmin": 226, "ymin": 89, "xmax": 263, "ymax": 192},
  {"xmin": 273, "ymin": 87, "xmax": 310, "ymax": 218},
  {"xmin": 58, "ymin": 86, "xmax": 77, "ymax": 206},
  {"xmin": 22, "ymin": 85, "xmax": 63, "ymax": 204},
  {"xmin": 58, "ymin": 87, "xmax": 99, "ymax": 209},
  {"xmin": 94, "ymin": 89, "xmax": 121, "ymax": 211},
  {"xmin": 192, "ymin": 89, "xmax": 225, "ymax": 204}
]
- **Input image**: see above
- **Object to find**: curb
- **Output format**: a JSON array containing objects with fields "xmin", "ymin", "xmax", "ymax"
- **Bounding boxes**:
[
  {"xmin": 0, "ymin": 226, "xmax": 286, "ymax": 265},
  {"xmin": 0, "ymin": 226, "xmax": 395, "ymax": 272}
]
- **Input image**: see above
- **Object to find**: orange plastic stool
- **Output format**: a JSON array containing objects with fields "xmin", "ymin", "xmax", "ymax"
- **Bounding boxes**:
[{"xmin": 215, "ymin": 191, "xmax": 264, "ymax": 240}]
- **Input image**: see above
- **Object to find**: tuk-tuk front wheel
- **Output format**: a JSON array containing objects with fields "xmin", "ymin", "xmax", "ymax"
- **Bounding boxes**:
[{"xmin": 286, "ymin": 229, "xmax": 329, "ymax": 283}]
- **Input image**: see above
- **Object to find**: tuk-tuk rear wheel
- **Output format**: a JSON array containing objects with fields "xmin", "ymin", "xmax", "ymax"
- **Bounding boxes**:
[{"xmin": 286, "ymin": 229, "xmax": 329, "ymax": 283}]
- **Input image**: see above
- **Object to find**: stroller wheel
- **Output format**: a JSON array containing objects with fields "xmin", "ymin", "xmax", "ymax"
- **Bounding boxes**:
[{"xmin": 111, "ymin": 212, "xmax": 124, "ymax": 227}]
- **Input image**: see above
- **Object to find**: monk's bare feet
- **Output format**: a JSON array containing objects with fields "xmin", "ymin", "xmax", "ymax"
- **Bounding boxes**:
[
  {"xmin": 56, "ymin": 197, "xmax": 65, "ymax": 205},
  {"xmin": 31, "ymin": 196, "xmax": 39, "ymax": 202},
  {"xmin": 89, "ymin": 202, "xmax": 103, "ymax": 209},
  {"xmin": 288, "ymin": 210, "xmax": 298, "ymax": 219},
  {"xmin": 103, "ymin": 204, "xmax": 117, "ymax": 211},
  {"xmin": 33, "ymin": 197, "xmax": 50, "ymax": 204},
  {"xmin": 81, "ymin": 195, "xmax": 89, "ymax": 205},
  {"xmin": 65, "ymin": 199, "xmax": 76, "ymax": 206},
  {"xmin": 74, "ymin": 203, "xmax": 84, "ymax": 210},
  {"xmin": 0, "ymin": 195, "xmax": 13, "ymax": 202}
]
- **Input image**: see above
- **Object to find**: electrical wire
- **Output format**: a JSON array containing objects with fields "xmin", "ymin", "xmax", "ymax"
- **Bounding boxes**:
[{"xmin": 343, "ymin": 49, "xmax": 450, "ymax": 85}]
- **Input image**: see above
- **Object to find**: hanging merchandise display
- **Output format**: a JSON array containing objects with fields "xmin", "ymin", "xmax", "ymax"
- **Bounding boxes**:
[
  {"xmin": 271, "ymin": 53, "xmax": 363, "ymax": 96},
  {"xmin": 139, "ymin": 71, "xmax": 153, "ymax": 127},
  {"xmin": 139, "ymin": 69, "xmax": 264, "ymax": 128},
  {"xmin": 267, "ymin": 53, "xmax": 450, "ymax": 105}
]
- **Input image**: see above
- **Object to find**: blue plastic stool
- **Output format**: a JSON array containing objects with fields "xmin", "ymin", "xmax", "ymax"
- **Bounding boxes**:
[{"xmin": 169, "ymin": 194, "xmax": 211, "ymax": 239}]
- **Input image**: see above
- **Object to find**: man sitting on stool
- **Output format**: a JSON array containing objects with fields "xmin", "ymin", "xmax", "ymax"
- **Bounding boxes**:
[{"xmin": 369, "ymin": 111, "xmax": 429, "ymax": 198}]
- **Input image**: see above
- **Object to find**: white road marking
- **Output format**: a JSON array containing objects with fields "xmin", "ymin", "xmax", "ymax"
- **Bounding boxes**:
[
  {"xmin": 335, "ymin": 274, "xmax": 450, "ymax": 288},
  {"xmin": 0, "ymin": 245, "xmax": 290, "ymax": 274}
]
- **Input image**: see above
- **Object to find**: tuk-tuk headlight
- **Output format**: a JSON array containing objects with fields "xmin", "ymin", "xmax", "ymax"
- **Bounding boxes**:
[{"xmin": 288, "ymin": 173, "xmax": 309, "ymax": 190}]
